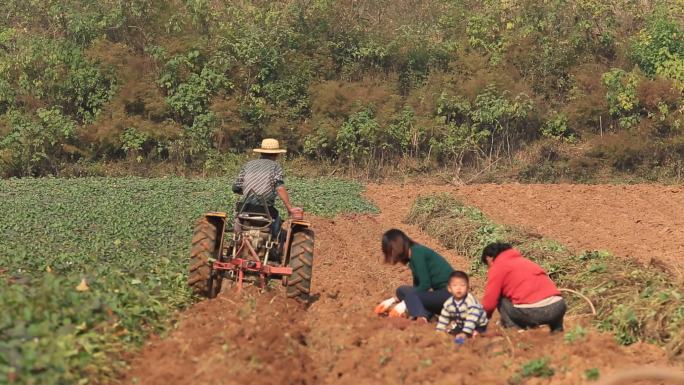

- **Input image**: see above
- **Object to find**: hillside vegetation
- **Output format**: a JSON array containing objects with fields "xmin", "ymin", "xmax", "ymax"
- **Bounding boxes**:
[{"xmin": 0, "ymin": 0, "xmax": 682, "ymax": 180}]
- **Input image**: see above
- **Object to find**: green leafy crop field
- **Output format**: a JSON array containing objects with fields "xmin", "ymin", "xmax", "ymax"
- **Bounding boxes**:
[{"xmin": 0, "ymin": 177, "xmax": 377, "ymax": 384}]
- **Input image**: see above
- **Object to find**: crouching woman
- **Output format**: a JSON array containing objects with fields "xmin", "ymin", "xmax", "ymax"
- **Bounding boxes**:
[
  {"xmin": 481, "ymin": 242, "xmax": 566, "ymax": 332},
  {"xmin": 378, "ymin": 229, "xmax": 454, "ymax": 322}
]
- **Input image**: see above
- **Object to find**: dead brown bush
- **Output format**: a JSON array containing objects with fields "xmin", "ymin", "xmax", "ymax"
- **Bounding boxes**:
[
  {"xmin": 637, "ymin": 76, "xmax": 682, "ymax": 111},
  {"xmin": 309, "ymin": 80, "xmax": 398, "ymax": 121},
  {"xmin": 565, "ymin": 63, "xmax": 611, "ymax": 133}
]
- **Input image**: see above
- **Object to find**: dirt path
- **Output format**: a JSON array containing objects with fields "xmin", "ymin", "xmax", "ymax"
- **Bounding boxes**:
[{"xmin": 121, "ymin": 184, "xmax": 678, "ymax": 385}]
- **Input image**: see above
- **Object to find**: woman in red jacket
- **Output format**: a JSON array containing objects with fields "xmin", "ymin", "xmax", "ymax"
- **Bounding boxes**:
[{"xmin": 481, "ymin": 242, "xmax": 566, "ymax": 332}]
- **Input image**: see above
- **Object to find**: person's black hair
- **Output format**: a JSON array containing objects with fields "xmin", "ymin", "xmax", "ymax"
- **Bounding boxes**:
[
  {"xmin": 448, "ymin": 270, "xmax": 469, "ymax": 285},
  {"xmin": 481, "ymin": 242, "xmax": 513, "ymax": 266},
  {"xmin": 260, "ymin": 153, "xmax": 279, "ymax": 160},
  {"xmin": 381, "ymin": 229, "xmax": 415, "ymax": 265}
]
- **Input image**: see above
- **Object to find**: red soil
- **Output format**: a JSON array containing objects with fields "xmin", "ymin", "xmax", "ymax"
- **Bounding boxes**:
[
  {"xmin": 120, "ymin": 184, "xmax": 682, "ymax": 385},
  {"xmin": 449, "ymin": 184, "xmax": 684, "ymax": 278}
]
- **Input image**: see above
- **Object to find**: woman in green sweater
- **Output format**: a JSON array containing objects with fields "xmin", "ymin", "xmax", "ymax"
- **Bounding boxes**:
[{"xmin": 378, "ymin": 229, "xmax": 455, "ymax": 322}]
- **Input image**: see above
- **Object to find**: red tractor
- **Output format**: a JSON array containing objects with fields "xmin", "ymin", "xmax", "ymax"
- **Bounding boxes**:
[{"xmin": 187, "ymin": 196, "xmax": 314, "ymax": 300}]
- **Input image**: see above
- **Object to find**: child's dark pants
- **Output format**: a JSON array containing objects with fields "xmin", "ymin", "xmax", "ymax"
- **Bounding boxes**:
[
  {"xmin": 498, "ymin": 297, "xmax": 567, "ymax": 332},
  {"xmin": 396, "ymin": 285, "xmax": 451, "ymax": 319},
  {"xmin": 449, "ymin": 324, "xmax": 489, "ymax": 335}
]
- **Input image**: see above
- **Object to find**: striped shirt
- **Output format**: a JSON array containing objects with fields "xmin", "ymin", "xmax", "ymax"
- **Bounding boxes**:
[
  {"xmin": 436, "ymin": 293, "xmax": 488, "ymax": 334},
  {"xmin": 232, "ymin": 159, "xmax": 284, "ymax": 206}
]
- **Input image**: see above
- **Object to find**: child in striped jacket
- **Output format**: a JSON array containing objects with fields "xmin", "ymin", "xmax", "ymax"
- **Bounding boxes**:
[{"xmin": 436, "ymin": 271, "xmax": 488, "ymax": 339}]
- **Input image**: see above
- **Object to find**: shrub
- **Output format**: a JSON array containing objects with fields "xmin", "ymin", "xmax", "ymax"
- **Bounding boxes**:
[
  {"xmin": 165, "ymin": 67, "xmax": 231, "ymax": 123},
  {"xmin": 541, "ymin": 112, "xmax": 576, "ymax": 142},
  {"xmin": 602, "ymin": 69, "xmax": 641, "ymax": 128},
  {"xmin": 384, "ymin": 106, "xmax": 419, "ymax": 157},
  {"xmin": 0, "ymin": 108, "xmax": 77, "ymax": 176},
  {"xmin": 303, "ymin": 122, "xmax": 336, "ymax": 160},
  {"xmin": 435, "ymin": 86, "xmax": 534, "ymax": 161},
  {"xmin": 120, "ymin": 128, "xmax": 150, "ymax": 158},
  {"xmin": 0, "ymin": 33, "xmax": 115, "ymax": 123},
  {"xmin": 630, "ymin": 12, "xmax": 684, "ymax": 77},
  {"xmin": 335, "ymin": 107, "xmax": 380, "ymax": 164}
]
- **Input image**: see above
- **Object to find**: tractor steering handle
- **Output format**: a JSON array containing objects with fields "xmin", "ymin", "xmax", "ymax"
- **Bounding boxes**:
[{"xmin": 289, "ymin": 207, "xmax": 304, "ymax": 220}]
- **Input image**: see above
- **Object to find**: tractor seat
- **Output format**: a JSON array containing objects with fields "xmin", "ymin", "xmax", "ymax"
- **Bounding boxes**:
[{"xmin": 237, "ymin": 213, "xmax": 272, "ymax": 225}]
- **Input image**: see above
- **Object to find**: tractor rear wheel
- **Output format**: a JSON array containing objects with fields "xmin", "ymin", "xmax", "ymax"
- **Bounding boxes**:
[
  {"xmin": 188, "ymin": 217, "xmax": 222, "ymax": 298},
  {"xmin": 286, "ymin": 229, "xmax": 314, "ymax": 301}
]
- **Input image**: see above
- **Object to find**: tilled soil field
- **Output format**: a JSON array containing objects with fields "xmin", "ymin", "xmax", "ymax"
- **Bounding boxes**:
[
  {"xmin": 449, "ymin": 184, "xmax": 684, "ymax": 277},
  {"xmin": 122, "ymin": 184, "xmax": 683, "ymax": 385}
]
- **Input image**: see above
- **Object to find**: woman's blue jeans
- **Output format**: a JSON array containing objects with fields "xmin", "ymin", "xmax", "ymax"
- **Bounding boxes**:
[{"xmin": 396, "ymin": 285, "xmax": 451, "ymax": 319}]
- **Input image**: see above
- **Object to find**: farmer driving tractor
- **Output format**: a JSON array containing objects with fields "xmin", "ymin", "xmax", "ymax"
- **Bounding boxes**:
[
  {"xmin": 188, "ymin": 137, "xmax": 314, "ymax": 300},
  {"xmin": 232, "ymin": 138, "xmax": 303, "ymax": 240}
]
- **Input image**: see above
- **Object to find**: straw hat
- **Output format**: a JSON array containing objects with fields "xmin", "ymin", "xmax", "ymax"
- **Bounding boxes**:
[{"xmin": 253, "ymin": 138, "xmax": 286, "ymax": 154}]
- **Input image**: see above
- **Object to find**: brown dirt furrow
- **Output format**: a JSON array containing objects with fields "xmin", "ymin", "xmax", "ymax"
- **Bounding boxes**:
[
  {"xmin": 122, "ymin": 290, "xmax": 315, "ymax": 385},
  {"xmin": 444, "ymin": 184, "xmax": 684, "ymax": 276},
  {"xmin": 120, "ymin": 183, "xmax": 680, "ymax": 385}
]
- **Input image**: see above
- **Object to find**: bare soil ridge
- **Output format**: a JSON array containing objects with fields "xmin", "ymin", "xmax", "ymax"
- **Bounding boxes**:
[
  {"xmin": 445, "ymin": 184, "xmax": 684, "ymax": 277},
  {"xmin": 121, "ymin": 183, "xmax": 682, "ymax": 384}
]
